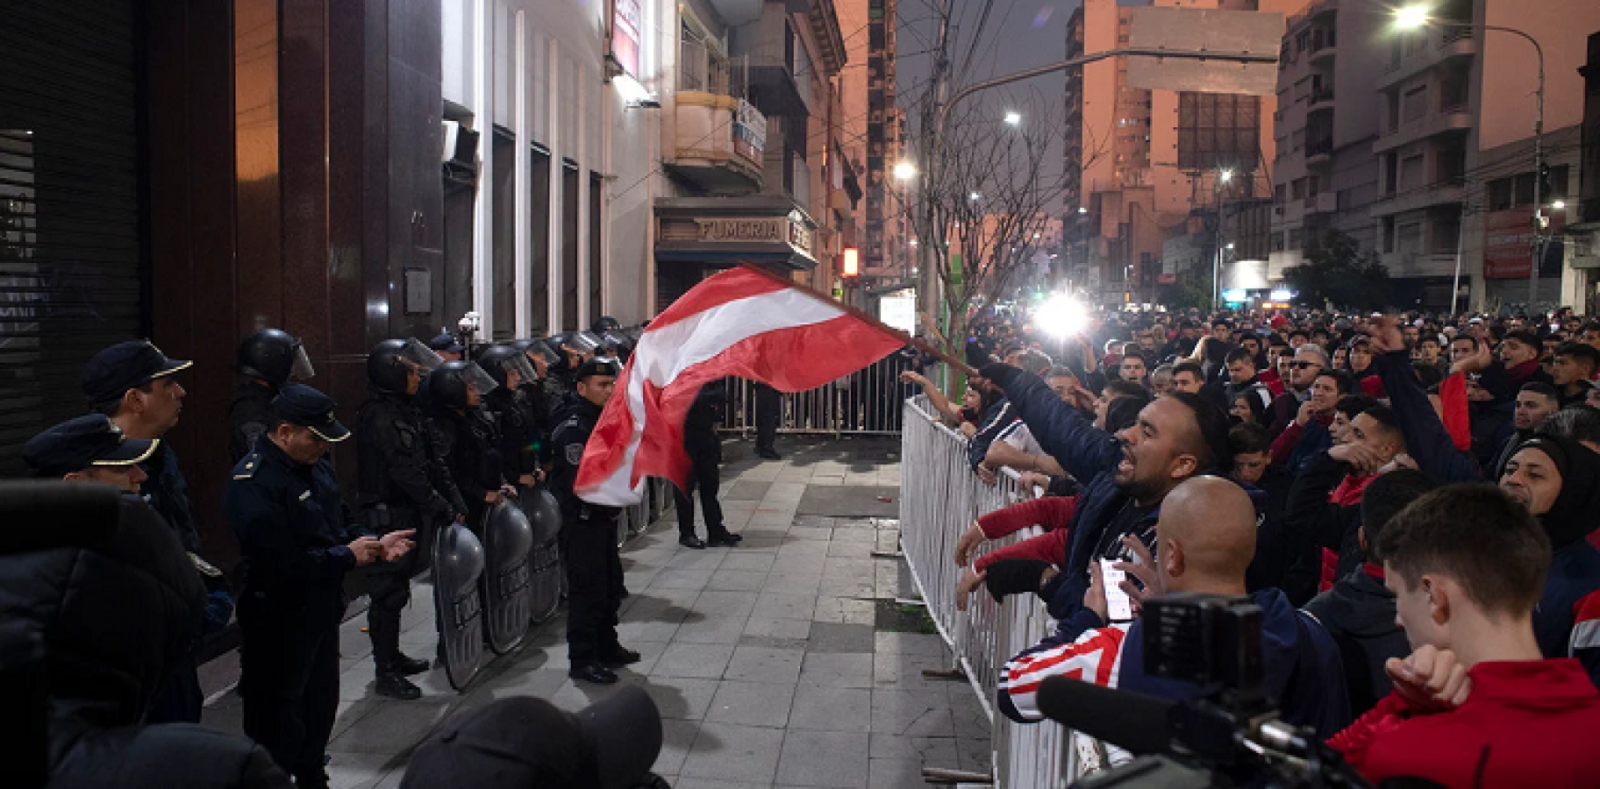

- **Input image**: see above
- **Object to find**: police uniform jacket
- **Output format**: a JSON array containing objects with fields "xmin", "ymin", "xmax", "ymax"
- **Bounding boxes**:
[
  {"xmin": 356, "ymin": 391, "xmax": 467, "ymax": 531},
  {"xmin": 550, "ymin": 397, "xmax": 619, "ymax": 523},
  {"xmin": 225, "ymin": 438, "xmax": 368, "ymax": 619},
  {"xmin": 484, "ymin": 387, "xmax": 539, "ymax": 480},
  {"xmin": 229, "ymin": 380, "xmax": 277, "ymax": 464},
  {"xmin": 683, "ymin": 384, "xmax": 724, "ymax": 461},
  {"xmin": 141, "ymin": 442, "xmax": 202, "ymax": 553},
  {"xmin": 430, "ymin": 404, "xmax": 505, "ymax": 524}
]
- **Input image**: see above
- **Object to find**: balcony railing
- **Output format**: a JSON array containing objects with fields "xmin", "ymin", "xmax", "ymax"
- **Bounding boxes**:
[
  {"xmin": 1307, "ymin": 138, "xmax": 1333, "ymax": 157},
  {"xmin": 1440, "ymin": 26, "xmax": 1474, "ymax": 47}
]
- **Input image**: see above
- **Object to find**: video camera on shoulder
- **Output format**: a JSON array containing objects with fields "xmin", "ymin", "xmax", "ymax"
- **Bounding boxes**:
[{"xmin": 1040, "ymin": 593, "xmax": 1367, "ymax": 788}]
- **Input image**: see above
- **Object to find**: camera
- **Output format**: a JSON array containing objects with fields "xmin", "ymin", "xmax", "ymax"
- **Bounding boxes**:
[{"xmin": 1039, "ymin": 592, "xmax": 1368, "ymax": 788}]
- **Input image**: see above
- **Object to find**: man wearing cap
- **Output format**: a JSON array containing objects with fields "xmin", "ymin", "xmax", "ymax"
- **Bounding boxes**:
[
  {"xmin": 225, "ymin": 384, "xmax": 415, "ymax": 786},
  {"xmin": 429, "ymin": 332, "xmax": 465, "ymax": 362},
  {"xmin": 551, "ymin": 358, "xmax": 639, "ymax": 684}
]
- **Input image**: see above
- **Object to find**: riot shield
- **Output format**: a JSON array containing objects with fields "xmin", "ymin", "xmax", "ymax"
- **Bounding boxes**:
[
  {"xmin": 480, "ymin": 501, "xmax": 534, "ymax": 654},
  {"xmin": 521, "ymin": 484, "xmax": 563, "ymax": 623},
  {"xmin": 432, "ymin": 520, "xmax": 486, "ymax": 690}
]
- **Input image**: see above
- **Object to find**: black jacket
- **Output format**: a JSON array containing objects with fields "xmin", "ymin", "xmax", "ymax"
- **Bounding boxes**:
[
  {"xmin": 1282, "ymin": 451, "xmax": 1364, "ymax": 606},
  {"xmin": 0, "ymin": 494, "xmax": 289, "ymax": 788},
  {"xmin": 139, "ymin": 443, "xmax": 201, "ymax": 553},
  {"xmin": 430, "ymin": 405, "xmax": 506, "ymax": 525},
  {"xmin": 1303, "ymin": 566, "xmax": 1408, "ymax": 716},
  {"xmin": 484, "ymin": 387, "xmax": 539, "ymax": 480},
  {"xmin": 684, "ymin": 383, "xmax": 725, "ymax": 459},
  {"xmin": 356, "ymin": 392, "xmax": 467, "ymax": 530},
  {"xmin": 550, "ymin": 397, "xmax": 619, "ymax": 523}
]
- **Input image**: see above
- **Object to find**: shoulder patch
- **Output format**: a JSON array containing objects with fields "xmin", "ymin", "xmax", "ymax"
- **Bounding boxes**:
[
  {"xmin": 565, "ymin": 443, "xmax": 585, "ymax": 466},
  {"xmin": 233, "ymin": 452, "xmax": 262, "ymax": 480}
]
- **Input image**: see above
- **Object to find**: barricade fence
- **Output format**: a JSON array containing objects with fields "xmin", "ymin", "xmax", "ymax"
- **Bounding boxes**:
[
  {"xmin": 899, "ymin": 394, "xmax": 1077, "ymax": 788},
  {"xmin": 717, "ymin": 355, "xmax": 915, "ymax": 436}
]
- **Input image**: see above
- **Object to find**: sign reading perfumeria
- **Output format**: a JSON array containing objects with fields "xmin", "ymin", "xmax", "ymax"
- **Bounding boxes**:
[{"xmin": 695, "ymin": 217, "xmax": 812, "ymax": 256}]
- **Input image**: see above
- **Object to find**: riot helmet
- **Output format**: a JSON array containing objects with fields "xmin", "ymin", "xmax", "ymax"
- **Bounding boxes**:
[
  {"xmin": 591, "ymin": 315, "xmax": 621, "ymax": 335},
  {"xmin": 430, "ymin": 360, "xmax": 499, "ymax": 410},
  {"xmin": 238, "ymin": 328, "xmax": 314, "ymax": 386},
  {"xmin": 476, "ymin": 344, "xmax": 537, "ymax": 391},
  {"xmin": 366, "ymin": 339, "xmax": 439, "ymax": 396}
]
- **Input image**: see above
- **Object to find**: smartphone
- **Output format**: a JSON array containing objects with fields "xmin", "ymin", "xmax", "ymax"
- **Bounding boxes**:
[{"xmin": 1100, "ymin": 559, "xmax": 1134, "ymax": 622}]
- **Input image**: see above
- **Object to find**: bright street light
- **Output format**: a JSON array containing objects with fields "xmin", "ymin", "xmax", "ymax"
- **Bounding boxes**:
[
  {"xmin": 1219, "ymin": 169, "xmax": 1234, "ymax": 184},
  {"xmin": 970, "ymin": 192, "xmax": 981, "ymax": 201},
  {"xmin": 1036, "ymin": 293, "xmax": 1089, "ymax": 337},
  {"xmin": 1552, "ymin": 200, "xmax": 1567, "ymax": 210},
  {"xmin": 1003, "ymin": 111, "xmax": 1022, "ymax": 126},
  {"xmin": 1077, "ymin": 207, "xmax": 1089, "ymax": 214},
  {"xmin": 893, "ymin": 161, "xmax": 917, "ymax": 181},
  {"xmin": 1225, "ymin": 242, "xmax": 1235, "ymax": 250},
  {"xmin": 1393, "ymin": 5, "xmax": 1430, "ymax": 30}
]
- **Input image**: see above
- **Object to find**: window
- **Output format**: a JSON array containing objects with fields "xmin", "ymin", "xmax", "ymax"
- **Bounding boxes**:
[
  {"xmin": 1383, "ymin": 153, "xmax": 1398, "ymax": 195},
  {"xmin": 1402, "ymin": 85, "xmax": 1428, "ymax": 123},
  {"xmin": 1274, "ymin": 184, "xmax": 1286, "ymax": 204},
  {"xmin": 1433, "ymin": 214, "xmax": 1460, "ymax": 254},
  {"xmin": 679, "ymin": 15, "xmax": 728, "ymax": 94},
  {"xmin": 528, "ymin": 145, "xmax": 551, "ymax": 333},
  {"xmin": 491, "ymin": 127, "xmax": 515, "ymax": 341},
  {"xmin": 588, "ymin": 171, "xmax": 602, "ymax": 319},
  {"xmin": 1291, "ymin": 178, "xmax": 1305, "ymax": 200},
  {"xmin": 1382, "ymin": 217, "xmax": 1396, "ymax": 253},
  {"xmin": 1397, "ymin": 222, "xmax": 1423, "ymax": 257},
  {"xmin": 1400, "ymin": 154, "xmax": 1424, "ymax": 190},
  {"xmin": 561, "ymin": 159, "xmax": 579, "ymax": 330}
]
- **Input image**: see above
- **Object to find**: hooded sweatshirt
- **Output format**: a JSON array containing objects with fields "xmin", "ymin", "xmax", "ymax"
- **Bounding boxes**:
[
  {"xmin": 1000, "ymin": 588, "xmax": 1352, "ymax": 739},
  {"xmin": 1303, "ymin": 565, "xmax": 1409, "ymax": 716},
  {"xmin": 1517, "ymin": 435, "xmax": 1600, "ymax": 688}
]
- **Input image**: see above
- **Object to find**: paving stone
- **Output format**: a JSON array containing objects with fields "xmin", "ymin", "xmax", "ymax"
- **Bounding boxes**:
[
  {"xmin": 682, "ymin": 721, "xmax": 786, "ymax": 783},
  {"xmin": 653, "ymin": 642, "xmax": 737, "ymax": 679},
  {"xmin": 650, "ymin": 569, "xmax": 714, "ymax": 591},
  {"xmin": 870, "ymin": 689, "xmax": 956, "ymax": 738},
  {"xmin": 752, "ymin": 591, "xmax": 818, "ymax": 621},
  {"xmin": 704, "ymin": 680, "xmax": 797, "ymax": 728},
  {"xmin": 694, "ymin": 590, "xmax": 760, "ymax": 617},
  {"xmin": 652, "ymin": 719, "xmax": 701, "ymax": 776},
  {"xmin": 325, "ymin": 752, "xmax": 399, "ymax": 789},
  {"xmin": 723, "ymin": 480, "xmax": 772, "ymax": 500},
  {"xmin": 763, "ymin": 572, "xmax": 825, "ymax": 594},
  {"xmin": 641, "ymin": 677, "xmax": 720, "ymax": 721},
  {"xmin": 806, "ymin": 622, "xmax": 877, "ymax": 654},
  {"xmin": 328, "ymin": 701, "xmax": 453, "ymax": 753},
  {"xmin": 798, "ymin": 652, "xmax": 875, "ymax": 688},
  {"xmin": 706, "ymin": 569, "xmax": 769, "ymax": 592},
  {"xmin": 775, "ymin": 729, "xmax": 872, "ymax": 787},
  {"xmin": 813, "ymin": 596, "xmax": 877, "ymax": 625},
  {"xmin": 868, "ymin": 758, "xmax": 928, "ymax": 789},
  {"xmin": 873, "ymin": 631, "xmax": 948, "ymax": 657},
  {"xmin": 867, "ymin": 733, "xmax": 958, "ymax": 761},
  {"xmin": 743, "ymin": 616, "xmax": 813, "ymax": 641},
  {"xmin": 788, "ymin": 684, "xmax": 872, "ymax": 733},
  {"xmin": 719, "ymin": 552, "xmax": 779, "ymax": 572},
  {"xmin": 674, "ymin": 614, "xmax": 753, "ymax": 645},
  {"xmin": 724, "ymin": 644, "xmax": 805, "ymax": 684}
]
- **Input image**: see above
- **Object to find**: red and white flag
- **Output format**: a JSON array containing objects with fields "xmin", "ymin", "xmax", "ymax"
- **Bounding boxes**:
[{"xmin": 575, "ymin": 265, "xmax": 910, "ymax": 505}]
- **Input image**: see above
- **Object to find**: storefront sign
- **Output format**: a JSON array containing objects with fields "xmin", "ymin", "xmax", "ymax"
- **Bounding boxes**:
[
  {"xmin": 611, "ymin": 0, "xmax": 642, "ymax": 79},
  {"xmin": 695, "ymin": 216, "xmax": 812, "ymax": 256},
  {"xmin": 733, "ymin": 100, "xmax": 767, "ymax": 163},
  {"xmin": 1484, "ymin": 208, "xmax": 1565, "ymax": 279}
]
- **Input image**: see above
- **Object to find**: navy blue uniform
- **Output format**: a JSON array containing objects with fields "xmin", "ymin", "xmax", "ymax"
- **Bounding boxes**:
[
  {"xmin": 675, "ymin": 383, "xmax": 728, "ymax": 542},
  {"xmin": 550, "ymin": 397, "xmax": 625, "ymax": 668},
  {"xmin": 225, "ymin": 438, "xmax": 367, "ymax": 786}
]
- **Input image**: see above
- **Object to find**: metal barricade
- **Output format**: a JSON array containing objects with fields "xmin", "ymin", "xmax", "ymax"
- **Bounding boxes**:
[
  {"xmin": 717, "ymin": 355, "xmax": 915, "ymax": 436},
  {"xmin": 899, "ymin": 394, "xmax": 1078, "ymax": 788}
]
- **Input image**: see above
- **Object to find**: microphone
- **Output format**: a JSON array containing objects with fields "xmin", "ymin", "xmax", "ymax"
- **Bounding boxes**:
[
  {"xmin": 1036, "ymin": 675, "xmax": 1175, "ymax": 756},
  {"xmin": 0, "ymin": 482, "xmax": 123, "ymax": 555}
]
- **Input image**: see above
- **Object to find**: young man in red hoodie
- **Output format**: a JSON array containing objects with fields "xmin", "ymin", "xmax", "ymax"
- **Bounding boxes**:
[{"xmin": 1329, "ymin": 483, "xmax": 1600, "ymax": 787}]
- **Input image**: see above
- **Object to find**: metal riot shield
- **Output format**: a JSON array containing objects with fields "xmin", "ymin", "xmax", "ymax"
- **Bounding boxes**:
[
  {"xmin": 521, "ymin": 484, "xmax": 563, "ymax": 623},
  {"xmin": 480, "ymin": 501, "xmax": 534, "ymax": 654},
  {"xmin": 432, "ymin": 520, "xmax": 486, "ymax": 690}
]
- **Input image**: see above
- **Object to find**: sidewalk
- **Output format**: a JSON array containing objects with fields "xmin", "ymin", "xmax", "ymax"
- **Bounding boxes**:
[{"xmin": 200, "ymin": 436, "xmax": 991, "ymax": 789}]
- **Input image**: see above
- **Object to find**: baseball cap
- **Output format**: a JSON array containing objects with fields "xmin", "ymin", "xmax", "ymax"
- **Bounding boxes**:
[
  {"xmin": 23, "ymin": 414, "xmax": 159, "ymax": 476},
  {"xmin": 271, "ymin": 384, "xmax": 350, "ymax": 442},
  {"xmin": 575, "ymin": 358, "xmax": 621, "ymax": 382},
  {"xmin": 401, "ymin": 686, "xmax": 663, "ymax": 789},
  {"xmin": 81, "ymin": 340, "xmax": 193, "ymax": 407}
]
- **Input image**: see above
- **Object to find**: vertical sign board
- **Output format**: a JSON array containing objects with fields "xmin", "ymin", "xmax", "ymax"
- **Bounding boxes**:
[
  {"xmin": 1484, "ymin": 209, "xmax": 1565, "ymax": 279},
  {"xmin": 612, "ymin": 0, "xmax": 642, "ymax": 78}
]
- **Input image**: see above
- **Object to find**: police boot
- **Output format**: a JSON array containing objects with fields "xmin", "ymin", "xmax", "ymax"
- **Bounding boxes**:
[
  {"xmin": 383, "ymin": 652, "xmax": 431, "ymax": 677},
  {"xmin": 374, "ymin": 670, "xmax": 422, "ymax": 700}
]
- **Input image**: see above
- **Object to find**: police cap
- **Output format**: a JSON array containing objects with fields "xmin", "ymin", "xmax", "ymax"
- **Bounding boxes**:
[
  {"xmin": 574, "ymin": 358, "xmax": 620, "ymax": 382},
  {"xmin": 430, "ymin": 333, "xmax": 466, "ymax": 354},
  {"xmin": 271, "ymin": 384, "xmax": 350, "ymax": 442},
  {"xmin": 23, "ymin": 414, "xmax": 160, "ymax": 476},
  {"xmin": 81, "ymin": 340, "xmax": 193, "ymax": 407}
]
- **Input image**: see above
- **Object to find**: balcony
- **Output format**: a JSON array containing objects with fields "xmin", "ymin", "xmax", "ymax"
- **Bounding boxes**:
[
  {"xmin": 666, "ymin": 93, "xmax": 766, "ymax": 192},
  {"xmin": 1308, "ymin": 86, "xmax": 1335, "ymax": 112},
  {"xmin": 1369, "ymin": 181, "xmax": 1465, "ymax": 218},
  {"xmin": 1306, "ymin": 137, "xmax": 1333, "ymax": 165},
  {"xmin": 1378, "ymin": 25, "xmax": 1476, "ymax": 89},
  {"xmin": 1308, "ymin": 28, "xmax": 1337, "ymax": 64},
  {"xmin": 1304, "ymin": 192, "xmax": 1337, "ymax": 215},
  {"xmin": 1373, "ymin": 105, "xmax": 1472, "ymax": 153}
]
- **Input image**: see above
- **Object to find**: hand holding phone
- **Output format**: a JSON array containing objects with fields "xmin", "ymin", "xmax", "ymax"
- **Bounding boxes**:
[{"xmin": 1100, "ymin": 559, "xmax": 1134, "ymax": 622}]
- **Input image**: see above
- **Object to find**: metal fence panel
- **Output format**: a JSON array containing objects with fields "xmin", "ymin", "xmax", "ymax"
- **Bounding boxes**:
[
  {"xmin": 899, "ymin": 394, "xmax": 1079, "ymax": 788},
  {"xmin": 718, "ymin": 356, "xmax": 917, "ymax": 436}
]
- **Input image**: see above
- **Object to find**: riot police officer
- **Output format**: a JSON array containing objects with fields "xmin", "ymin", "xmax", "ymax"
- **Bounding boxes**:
[
  {"xmin": 429, "ymin": 360, "xmax": 514, "ymax": 526},
  {"xmin": 225, "ymin": 385, "xmax": 415, "ymax": 787},
  {"xmin": 231, "ymin": 327, "xmax": 315, "ymax": 463},
  {"xmin": 676, "ymin": 382, "xmax": 742, "ymax": 549},
  {"xmin": 753, "ymin": 382, "xmax": 782, "ymax": 459},
  {"xmin": 81, "ymin": 339, "xmax": 226, "ymax": 724},
  {"xmin": 355, "ymin": 340, "xmax": 469, "ymax": 700},
  {"xmin": 550, "ymin": 359, "xmax": 639, "ymax": 684},
  {"xmin": 478, "ymin": 344, "xmax": 542, "ymax": 488}
]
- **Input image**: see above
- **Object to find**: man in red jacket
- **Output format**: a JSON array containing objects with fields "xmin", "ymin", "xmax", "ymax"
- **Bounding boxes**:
[{"xmin": 1329, "ymin": 483, "xmax": 1600, "ymax": 787}]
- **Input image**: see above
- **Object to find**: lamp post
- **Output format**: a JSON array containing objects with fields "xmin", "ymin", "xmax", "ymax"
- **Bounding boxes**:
[
  {"xmin": 1394, "ymin": 6, "xmax": 1545, "ymax": 311},
  {"xmin": 1213, "ymin": 169, "xmax": 1234, "ymax": 310}
]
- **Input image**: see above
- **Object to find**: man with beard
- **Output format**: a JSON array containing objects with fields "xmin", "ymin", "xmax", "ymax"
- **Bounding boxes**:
[
  {"xmin": 1489, "ymin": 383, "xmax": 1561, "ymax": 480},
  {"xmin": 1498, "ymin": 434, "xmax": 1600, "ymax": 688},
  {"xmin": 1267, "ymin": 344, "xmax": 1328, "ymax": 437},
  {"xmin": 972, "ymin": 359, "xmax": 1233, "ymax": 641}
]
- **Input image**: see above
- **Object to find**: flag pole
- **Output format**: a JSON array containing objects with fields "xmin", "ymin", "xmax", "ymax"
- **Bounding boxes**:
[{"xmin": 735, "ymin": 263, "xmax": 977, "ymax": 377}]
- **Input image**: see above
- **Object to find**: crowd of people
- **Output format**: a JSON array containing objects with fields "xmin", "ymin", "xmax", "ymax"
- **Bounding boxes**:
[
  {"xmin": 903, "ymin": 303, "xmax": 1600, "ymax": 784},
  {"xmin": 7, "ymin": 322, "xmax": 678, "ymax": 788}
]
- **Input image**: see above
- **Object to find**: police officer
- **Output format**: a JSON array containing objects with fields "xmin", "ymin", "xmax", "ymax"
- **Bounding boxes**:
[
  {"xmin": 231, "ymin": 327, "xmax": 315, "ymax": 463},
  {"xmin": 355, "ymin": 340, "xmax": 469, "ymax": 700},
  {"xmin": 753, "ymin": 382, "xmax": 782, "ymax": 459},
  {"xmin": 478, "ymin": 345, "xmax": 542, "ymax": 488},
  {"xmin": 551, "ymin": 358, "xmax": 639, "ymax": 684},
  {"xmin": 429, "ymin": 332, "xmax": 465, "ymax": 361},
  {"xmin": 676, "ymin": 382, "xmax": 741, "ymax": 549},
  {"xmin": 429, "ymin": 360, "xmax": 514, "ymax": 526},
  {"xmin": 225, "ymin": 385, "xmax": 415, "ymax": 787},
  {"xmin": 24, "ymin": 413, "xmax": 160, "ymax": 493},
  {"xmin": 81, "ymin": 339, "xmax": 230, "ymax": 724}
]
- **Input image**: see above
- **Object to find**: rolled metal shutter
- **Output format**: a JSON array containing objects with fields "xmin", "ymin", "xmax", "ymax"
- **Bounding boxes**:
[{"xmin": 0, "ymin": 0, "xmax": 144, "ymax": 474}]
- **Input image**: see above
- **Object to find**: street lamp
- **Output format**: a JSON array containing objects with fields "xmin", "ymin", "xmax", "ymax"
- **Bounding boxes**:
[
  {"xmin": 970, "ymin": 192, "xmax": 981, "ymax": 201},
  {"xmin": 1003, "ymin": 111, "xmax": 1022, "ymax": 126},
  {"xmin": 893, "ymin": 161, "xmax": 917, "ymax": 181},
  {"xmin": 1393, "ymin": 4, "xmax": 1546, "ymax": 309},
  {"xmin": 1219, "ymin": 169, "xmax": 1234, "ymax": 184}
]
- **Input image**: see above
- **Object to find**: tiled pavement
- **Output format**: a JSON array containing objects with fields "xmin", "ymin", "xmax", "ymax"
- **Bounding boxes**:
[{"xmin": 200, "ymin": 437, "xmax": 992, "ymax": 789}]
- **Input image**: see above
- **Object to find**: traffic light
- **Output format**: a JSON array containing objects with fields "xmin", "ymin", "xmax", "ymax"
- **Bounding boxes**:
[{"xmin": 842, "ymin": 247, "xmax": 859, "ymax": 278}]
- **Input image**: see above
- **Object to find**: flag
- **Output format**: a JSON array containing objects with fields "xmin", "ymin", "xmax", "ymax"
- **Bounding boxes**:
[{"xmin": 575, "ymin": 265, "xmax": 911, "ymax": 505}]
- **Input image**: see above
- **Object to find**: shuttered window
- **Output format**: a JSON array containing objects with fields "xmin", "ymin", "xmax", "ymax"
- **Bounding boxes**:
[{"xmin": 0, "ymin": 0, "xmax": 145, "ymax": 474}]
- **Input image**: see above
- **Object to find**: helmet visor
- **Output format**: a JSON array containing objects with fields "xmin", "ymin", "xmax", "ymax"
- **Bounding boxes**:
[
  {"xmin": 527, "ymin": 342, "xmax": 561, "ymax": 366},
  {"xmin": 569, "ymin": 330, "xmax": 604, "ymax": 353},
  {"xmin": 402, "ymin": 338, "xmax": 446, "ymax": 373},
  {"xmin": 497, "ymin": 351, "xmax": 537, "ymax": 387},
  {"xmin": 289, "ymin": 344, "xmax": 316, "ymax": 382},
  {"xmin": 461, "ymin": 361, "xmax": 500, "ymax": 396}
]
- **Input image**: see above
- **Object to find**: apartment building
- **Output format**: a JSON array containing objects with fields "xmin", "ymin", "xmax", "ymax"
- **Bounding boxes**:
[{"xmin": 1065, "ymin": 0, "xmax": 1294, "ymax": 307}]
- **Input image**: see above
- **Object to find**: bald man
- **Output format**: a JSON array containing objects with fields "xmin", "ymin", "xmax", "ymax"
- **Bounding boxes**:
[{"xmin": 999, "ymin": 476, "xmax": 1351, "ymax": 739}]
